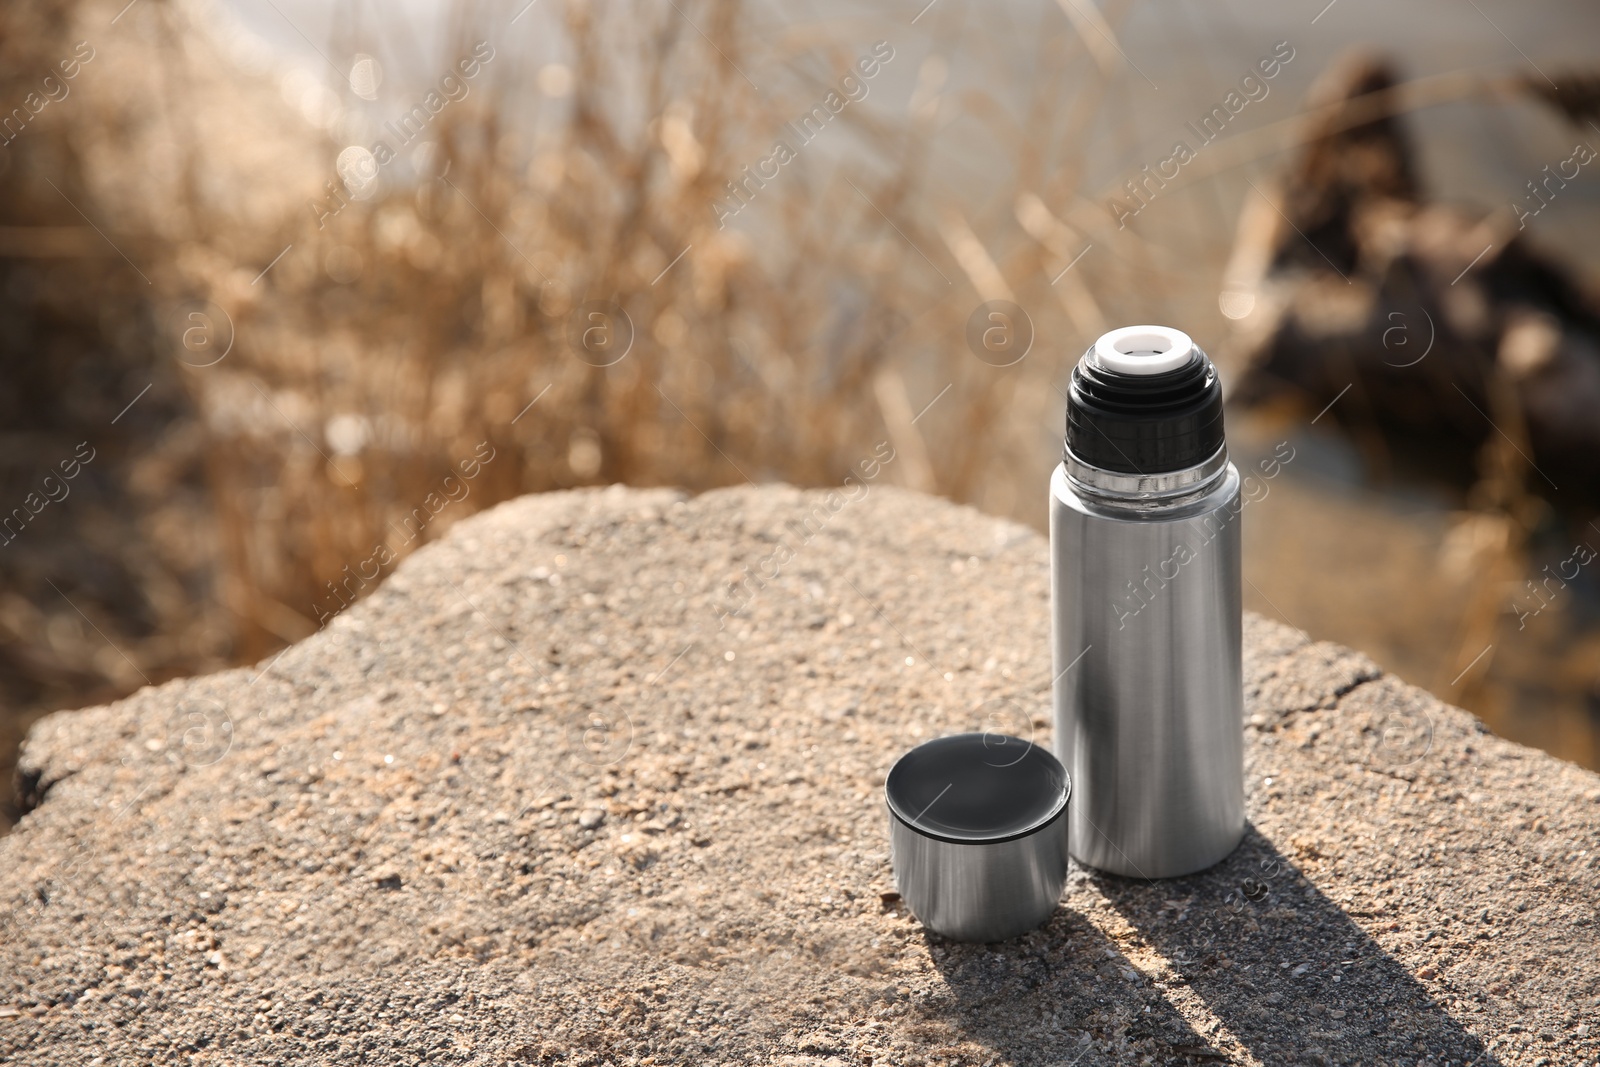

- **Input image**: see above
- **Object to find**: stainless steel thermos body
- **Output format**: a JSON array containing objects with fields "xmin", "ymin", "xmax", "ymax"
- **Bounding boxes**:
[{"xmin": 1049, "ymin": 325, "xmax": 1245, "ymax": 878}]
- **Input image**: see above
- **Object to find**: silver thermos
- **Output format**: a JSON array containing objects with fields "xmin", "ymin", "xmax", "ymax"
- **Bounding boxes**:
[{"xmin": 1050, "ymin": 325, "xmax": 1244, "ymax": 878}]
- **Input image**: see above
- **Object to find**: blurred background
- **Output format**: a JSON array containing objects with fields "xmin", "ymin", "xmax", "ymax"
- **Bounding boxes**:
[{"xmin": 3, "ymin": 0, "xmax": 1599, "ymax": 829}]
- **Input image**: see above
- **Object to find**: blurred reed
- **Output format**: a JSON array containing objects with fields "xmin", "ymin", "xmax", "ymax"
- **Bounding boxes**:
[{"xmin": 0, "ymin": 0, "xmax": 1175, "ymax": 821}]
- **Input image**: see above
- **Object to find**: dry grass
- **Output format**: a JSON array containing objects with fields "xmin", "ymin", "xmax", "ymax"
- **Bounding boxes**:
[
  {"xmin": 148, "ymin": 0, "xmax": 1212, "ymax": 657},
  {"xmin": 0, "ymin": 0, "xmax": 1171, "ymax": 821}
]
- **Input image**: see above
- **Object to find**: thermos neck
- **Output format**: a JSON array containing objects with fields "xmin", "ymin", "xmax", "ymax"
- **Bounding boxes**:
[
  {"xmin": 1063, "ymin": 325, "xmax": 1227, "ymax": 484},
  {"xmin": 1065, "ymin": 442, "xmax": 1230, "ymax": 504}
]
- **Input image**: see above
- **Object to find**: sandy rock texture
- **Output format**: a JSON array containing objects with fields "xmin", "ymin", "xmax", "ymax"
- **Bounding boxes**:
[{"xmin": 2, "ymin": 485, "xmax": 1597, "ymax": 1066}]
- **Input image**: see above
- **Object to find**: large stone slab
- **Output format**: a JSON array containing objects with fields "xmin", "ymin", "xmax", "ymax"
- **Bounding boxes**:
[{"xmin": 2, "ymin": 485, "xmax": 1596, "ymax": 1066}]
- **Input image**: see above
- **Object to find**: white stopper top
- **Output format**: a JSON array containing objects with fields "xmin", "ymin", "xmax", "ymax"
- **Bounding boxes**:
[{"xmin": 1092, "ymin": 324, "xmax": 1194, "ymax": 375}]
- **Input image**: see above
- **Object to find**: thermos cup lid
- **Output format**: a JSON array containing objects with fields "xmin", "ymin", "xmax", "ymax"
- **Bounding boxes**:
[
  {"xmin": 885, "ymin": 733, "xmax": 1069, "ymax": 842},
  {"xmin": 885, "ymin": 733, "xmax": 1072, "ymax": 942}
]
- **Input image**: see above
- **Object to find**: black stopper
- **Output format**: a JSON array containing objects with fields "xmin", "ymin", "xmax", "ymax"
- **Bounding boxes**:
[{"xmin": 1064, "ymin": 340, "xmax": 1225, "ymax": 475}]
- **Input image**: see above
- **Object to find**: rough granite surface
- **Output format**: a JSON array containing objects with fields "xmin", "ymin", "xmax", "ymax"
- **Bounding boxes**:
[{"xmin": 2, "ymin": 485, "xmax": 1597, "ymax": 1067}]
